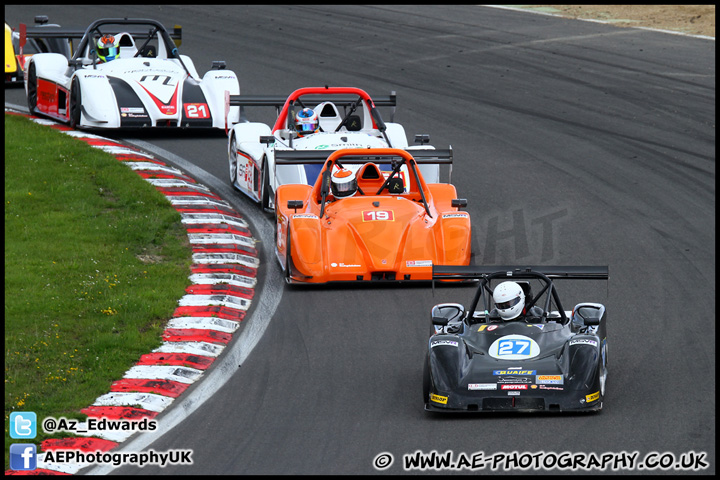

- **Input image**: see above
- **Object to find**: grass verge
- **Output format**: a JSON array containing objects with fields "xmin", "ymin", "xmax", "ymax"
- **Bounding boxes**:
[{"xmin": 4, "ymin": 113, "xmax": 192, "ymax": 470}]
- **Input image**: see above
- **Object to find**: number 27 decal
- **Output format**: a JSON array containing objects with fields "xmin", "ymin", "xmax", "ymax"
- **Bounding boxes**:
[
  {"xmin": 362, "ymin": 210, "xmax": 394, "ymax": 222},
  {"xmin": 184, "ymin": 103, "xmax": 210, "ymax": 118}
]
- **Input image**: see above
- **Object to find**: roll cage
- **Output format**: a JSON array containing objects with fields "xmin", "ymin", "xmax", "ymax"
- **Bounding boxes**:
[
  {"xmin": 227, "ymin": 87, "xmax": 397, "ymax": 146},
  {"xmin": 276, "ymin": 148, "xmax": 454, "ymax": 218},
  {"xmin": 22, "ymin": 18, "xmax": 185, "ymax": 73},
  {"xmin": 432, "ymin": 266, "xmax": 609, "ymax": 325}
]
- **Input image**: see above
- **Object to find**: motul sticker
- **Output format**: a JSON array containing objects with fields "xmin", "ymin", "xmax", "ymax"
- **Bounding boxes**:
[
  {"xmin": 500, "ymin": 384, "xmax": 528, "ymax": 390},
  {"xmin": 430, "ymin": 393, "xmax": 448, "ymax": 405}
]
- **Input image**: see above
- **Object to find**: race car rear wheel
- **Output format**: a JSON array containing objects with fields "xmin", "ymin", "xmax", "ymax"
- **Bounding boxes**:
[
  {"xmin": 26, "ymin": 63, "xmax": 38, "ymax": 114},
  {"xmin": 228, "ymin": 134, "xmax": 238, "ymax": 185},
  {"xmin": 284, "ymin": 226, "xmax": 293, "ymax": 283},
  {"xmin": 69, "ymin": 77, "xmax": 82, "ymax": 129}
]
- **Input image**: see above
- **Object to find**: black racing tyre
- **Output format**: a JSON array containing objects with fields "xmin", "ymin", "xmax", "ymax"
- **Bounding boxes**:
[
  {"xmin": 261, "ymin": 156, "xmax": 272, "ymax": 212},
  {"xmin": 69, "ymin": 77, "xmax": 82, "ymax": 129},
  {"xmin": 228, "ymin": 134, "xmax": 238, "ymax": 185},
  {"xmin": 284, "ymin": 225, "xmax": 292, "ymax": 283},
  {"xmin": 422, "ymin": 355, "xmax": 431, "ymax": 404},
  {"xmin": 26, "ymin": 62, "xmax": 38, "ymax": 114}
]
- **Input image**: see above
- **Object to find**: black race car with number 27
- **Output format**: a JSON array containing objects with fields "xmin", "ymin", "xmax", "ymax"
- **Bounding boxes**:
[{"xmin": 424, "ymin": 265, "xmax": 608, "ymax": 413}]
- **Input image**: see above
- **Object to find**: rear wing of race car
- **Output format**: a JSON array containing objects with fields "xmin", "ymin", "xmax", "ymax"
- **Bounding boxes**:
[
  {"xmin": 227, "ymin": 92, "xmax": 397, "ymax": 123},
  {"xmin": 274, "ymin": 148, "xmax": 453, "ymax": 165},
  {"xmin": 432, "ymin": 265, "xmax": 608, "ymax": 281},
  {"xmin": 275, "ymin": 147, "xmax": 454, "ymax": 185},
  {"xmin": 432, "ymin": 265, "xmax": 609, "ymax": 324}
]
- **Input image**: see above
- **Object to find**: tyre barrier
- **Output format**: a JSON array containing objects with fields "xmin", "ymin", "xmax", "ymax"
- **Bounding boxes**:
[{"xmin": 5, "ymin": 110, "xmax": 259, "ymax": 475}]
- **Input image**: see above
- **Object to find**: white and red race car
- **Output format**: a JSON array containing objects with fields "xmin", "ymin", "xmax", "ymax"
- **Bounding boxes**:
[
  {"xmin": 226, "ymin": 86, "xmax": 448, "ymax": 211},
  {"xmin": 23, "ymin": 17, "xmax": 240, "ymax": 129}
]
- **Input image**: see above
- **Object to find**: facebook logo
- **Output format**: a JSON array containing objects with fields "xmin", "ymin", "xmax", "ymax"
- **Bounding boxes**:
[
  {"xmin": 10, "ymin": 444, "xmax": 37, "ymax": 471},
  {"xmin": 9, "ymin": 412, "xmax": 37, "ymax": 439}
]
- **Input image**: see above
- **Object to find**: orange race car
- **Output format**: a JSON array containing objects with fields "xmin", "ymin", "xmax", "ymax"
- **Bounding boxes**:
[{"xmin": 275, "ymin": 148, "xmax": 472, "ymax": 284}]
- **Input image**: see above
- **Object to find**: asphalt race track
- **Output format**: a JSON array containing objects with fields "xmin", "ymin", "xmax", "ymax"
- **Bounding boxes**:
[{"xmin": 5, "ymin": 5, "xmax": 715, "ymax": 475}]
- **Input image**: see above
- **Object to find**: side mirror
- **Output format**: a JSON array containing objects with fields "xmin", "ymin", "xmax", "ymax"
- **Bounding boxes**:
[
  {"xmin": 259, "ymin": 135, "xmax": 275, "ymax": 145},
  {"xmin": 414, "ymin": 134, "xmax": 430, "ymax": 145},
  {"xmin": 287, "ymin": 200, "xmax": 303, "ymax": 212},
  {"xmin": 451, "ymin": 198, "xmax": 467, "ymax": 210},
  {"xmin": 431, "ymin": 303, "xmax": 465, "ymax": 326},
  {"xmin": 572, "ymin": 303, "xmax": 605, "ymax": 327}
]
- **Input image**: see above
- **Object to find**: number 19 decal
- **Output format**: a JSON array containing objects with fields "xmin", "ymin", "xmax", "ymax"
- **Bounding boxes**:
[
  {"xmin": 184, "ymin": 103, "xmax": 210, "ymax": 118},
  {"xmin": 362, "ymin": 210, "xmax": 394, "ymax": 222}
]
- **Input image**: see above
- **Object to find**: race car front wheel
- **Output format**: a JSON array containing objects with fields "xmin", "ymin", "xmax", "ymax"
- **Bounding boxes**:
[
  {"xmin": 69, "ymin": 77, "xmax": 82, "ymax": 129},
  {"xmin": 422, "ymin": 355, "xmax": 431, "ymax": 404},
  {"xmin": 228, "ymin": 134, "xmax": 238, "ymax": 185},
  {"xmin": 26, "ymin": 63, "xmax": 38, "ymax": 114},
  {"xmin": 261, "ymin": 157, "xmax": 272, "ymax": 212}
]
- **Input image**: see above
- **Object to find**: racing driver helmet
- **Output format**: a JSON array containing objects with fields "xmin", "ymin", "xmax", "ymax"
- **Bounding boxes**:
[
  {"xmin": 331, "ymin": 167, "xmax": 357, "ymax": 198},
  {"xmin": 295, "ymin": 108, "xmax": 319, "ymax": 135},
  {"xmin": 96, "ymin": 34, "xmax": 119, "ymax": 62},
  {"xmin": 493, "ymin": 281, "xmax": 525, "ymax": 321}
]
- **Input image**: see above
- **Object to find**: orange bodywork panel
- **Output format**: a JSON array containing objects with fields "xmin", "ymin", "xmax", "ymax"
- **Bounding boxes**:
[{"xmin": 275, "ymin": 148, "xmax": 471, "ymax": 284}]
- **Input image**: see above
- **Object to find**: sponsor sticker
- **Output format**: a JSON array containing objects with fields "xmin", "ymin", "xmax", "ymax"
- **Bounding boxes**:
[
  {"xmin": 586, "ymin": 391, "xmax": 600, "ymax": 403},
  {"xmin": 570, "ymin": 338, "xmax": 598, "ymax": 347},
  {"xmin": 487, "ymin": 325, "xmax": 498, "ymax": 331},
  {"xmin": 507, "ymin": 391, "xmax": 520, "ymax": 396},
  {"xmin": 536, "ymin": 375, "xmax": 564, "ymax": 385},
  {"xmin": 501, "ymin": 384, "xmax": 528, "ymax": 390},
  {"xmin": 430, "ymin": 393, "xmax": 448, "ymax": 405},
  {"xmin": 539, "ymin": 385, "xmax": 563, "ymax": 391},
  {"xmin": 292, "ymin": 214, "xmax": 318, "ymax": 219},
  {"xmin": 431, "ymin": 340, "xmax": 458, "ymax": 348},
  {"xmin": 406, "ymin": 260, "xmax": 432, "ymax": 267},
  {"xmin": 468, "ymin": 383, "xmax": 497, "ymax": 390},
  {"xmin": 497, "ymin": 376, "xmax": 533, "ymax": 384},
  {"xmin": 120, "ymin": 107, "xmax": 145, "ymax": 113},
  {"xmin": 442, "ymin": 213, "xmax": 469, "ymax": 218},
  {"xmin": 493, "ymin": 370, "xmax": 536, "ymax": 376}
]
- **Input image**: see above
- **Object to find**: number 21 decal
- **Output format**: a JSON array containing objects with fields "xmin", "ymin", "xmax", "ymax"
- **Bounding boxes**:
[
  {"xmin": 362, "ymin": 210, "xmax": 394, "ymax": 222},
  {"xmin": 184, "ymin": 103, "xmax": 210, "ymax": 118}
]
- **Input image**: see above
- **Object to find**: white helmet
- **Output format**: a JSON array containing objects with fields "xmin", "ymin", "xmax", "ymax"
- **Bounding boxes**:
[
  {"xmin": 493, "ymin": 281, "xmax": 525, "ymax": 321},
  {"xmin": 331, "ymin": 167, "xmax": 357, "ymax": 198}
]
